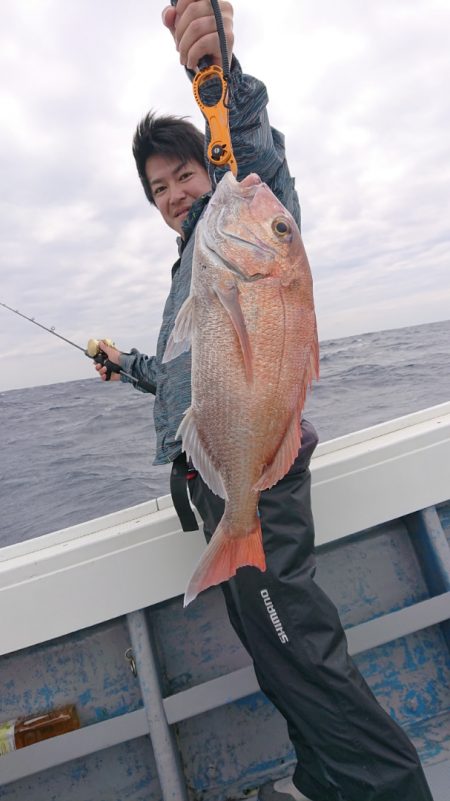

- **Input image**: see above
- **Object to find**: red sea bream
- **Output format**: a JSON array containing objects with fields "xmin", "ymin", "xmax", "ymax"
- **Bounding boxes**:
[{"xmin": 163, "ymin": 171, "xmax": 319, "ymax": 605}]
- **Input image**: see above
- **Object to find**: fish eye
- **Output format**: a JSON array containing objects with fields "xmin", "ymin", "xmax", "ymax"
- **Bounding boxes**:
[{"xmin": 272, "ymin": 217, "xmax": 291, "ymax": 237}]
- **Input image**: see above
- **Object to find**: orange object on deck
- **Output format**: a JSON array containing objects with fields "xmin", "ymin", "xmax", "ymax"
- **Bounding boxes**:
[{"xmin": 0, "ymin": 705, "xmax": 80, "ymax": 753}]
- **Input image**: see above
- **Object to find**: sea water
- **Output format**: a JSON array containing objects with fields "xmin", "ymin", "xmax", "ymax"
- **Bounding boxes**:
[{"xmin": 1, "ymin": 319, "xmax": 449, "ymax": 548}]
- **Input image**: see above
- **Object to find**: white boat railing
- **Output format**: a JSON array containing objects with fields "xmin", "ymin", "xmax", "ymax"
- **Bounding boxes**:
[{"xmin": 0, "ymin": 401, "xmax": 449, "ymax": 657}]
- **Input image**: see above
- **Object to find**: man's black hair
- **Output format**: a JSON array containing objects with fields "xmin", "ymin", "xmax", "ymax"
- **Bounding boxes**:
[{"xmin": 132, "ymin": 112, "xmax": 206, "ymax": 205}]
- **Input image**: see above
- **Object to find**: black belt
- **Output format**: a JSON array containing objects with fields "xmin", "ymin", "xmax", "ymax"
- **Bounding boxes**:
[{"xmin": 170, "ymin": 453, "xmax": 199, "ymax": 532}]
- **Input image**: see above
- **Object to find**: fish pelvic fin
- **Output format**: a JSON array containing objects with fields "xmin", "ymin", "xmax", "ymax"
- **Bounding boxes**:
[
  {"xmin": 177, "ymin": 407, "xmax": 228, "ymax": 500},
  {"xmin": 214, "ymin": 282, "xmax": 253, "ymax": 384},
  {"xmin": 184, "ymin": 518, "xmax": 266, "ymax": 607},
  {"xmin": 162, "ymin": 295, "xmax": 194, "ymax": 363}
]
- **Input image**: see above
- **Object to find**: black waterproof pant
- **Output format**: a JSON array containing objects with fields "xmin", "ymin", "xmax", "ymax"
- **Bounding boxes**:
[{"xmin": 189, "ymin": 419, "xmax": 434, "ymax": 801}]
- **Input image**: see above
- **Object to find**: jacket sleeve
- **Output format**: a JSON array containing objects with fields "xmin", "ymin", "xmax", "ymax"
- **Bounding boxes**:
[
  {"xmin": 205, "ymin": 57, "xmax": 301, "ymax": 229},
  {"xmin": 119, "ymin": 349, "xmax": 158, "ymax": 394}
]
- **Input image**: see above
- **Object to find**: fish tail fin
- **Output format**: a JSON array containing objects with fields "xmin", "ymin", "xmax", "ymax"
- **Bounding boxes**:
[{"xmin": 184, "ymin": 518, "xmax": 266, "ymax": 607}]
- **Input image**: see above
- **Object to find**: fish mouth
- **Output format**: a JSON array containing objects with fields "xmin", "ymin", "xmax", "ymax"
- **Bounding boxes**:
[{"xmin": 208, "ymin": 172, "xmax": 263, "ymax": 215}]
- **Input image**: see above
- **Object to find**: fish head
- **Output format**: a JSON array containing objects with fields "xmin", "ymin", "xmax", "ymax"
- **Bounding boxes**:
[{"xmin": 196, "ymin": 172, "xmax": 308, "ymax": 287}]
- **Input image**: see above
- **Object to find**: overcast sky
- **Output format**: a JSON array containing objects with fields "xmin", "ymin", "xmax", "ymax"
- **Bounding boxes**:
[{"xmin": 1, "ymin": 0, "xmax": 449, "ymax": 391}]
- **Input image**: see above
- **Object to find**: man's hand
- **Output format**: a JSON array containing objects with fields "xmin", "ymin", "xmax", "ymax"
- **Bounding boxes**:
[
  {"xmin": 94, "ymin": 340, "xmax": 122, "ymax": 382},
  {"xmin": 162, "ymin": 0, "xmax": 234, "ymax": 71}
]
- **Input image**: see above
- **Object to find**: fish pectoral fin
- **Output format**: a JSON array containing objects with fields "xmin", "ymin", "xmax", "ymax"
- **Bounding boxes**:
[
  {"xmin": 214, "ymin": 283, "xmax": 253, "ymax": 383},
  {"xmin": 253, "ymin": 413, "xmax": 301, "ymax": 492},
  {"xmin": 177, "ymin": 407, "xmax": 228, "ymax": 500},
  {"xmin": 162, "ymin": 296, "xmax": 194, "ymax": 363}
]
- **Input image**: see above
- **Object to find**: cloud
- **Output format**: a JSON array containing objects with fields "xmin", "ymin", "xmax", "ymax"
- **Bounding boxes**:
[{"xmin": 1, "ymin": 0, "xmax": 449, "ymax": 390}]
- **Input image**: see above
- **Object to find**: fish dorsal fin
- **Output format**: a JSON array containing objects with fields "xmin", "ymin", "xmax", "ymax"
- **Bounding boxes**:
[
  {"xmin": 162, "ymin": 295, "xmax": 194, "ymax": 363},
  {"xmin": 177, "ymin": 407, "xmax": 228, "ymax": 500},
  {"xmin": 253, "ymin": 412, "xmax": 301, "ymax": 492},
  {"xmin": 214, "ymin": 283, "xmax": 253, "ymax": 383},
  {"xmin": 297, "ymin": 323, "xmax": 320, "ymax": 410},
  {"xmin": 309, "ymin": 321, "xmax": 320, "ymax": 382}
]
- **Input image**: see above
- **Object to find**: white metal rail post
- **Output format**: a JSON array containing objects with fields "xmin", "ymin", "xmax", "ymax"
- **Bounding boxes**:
[{"xmin": 126, "ymin": 609, "xmax": 189, "ymax": 801}]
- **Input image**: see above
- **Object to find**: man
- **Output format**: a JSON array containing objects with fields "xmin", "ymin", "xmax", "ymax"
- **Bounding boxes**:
[{"xmin": 96, "ymin": 2, "xmax": 433, "ymax": 799}]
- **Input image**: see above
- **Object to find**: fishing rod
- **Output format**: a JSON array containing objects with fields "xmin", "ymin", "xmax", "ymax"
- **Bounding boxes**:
[{"xmin": 0, "ymin": 301, "xmax": 156, "ymax": 394}]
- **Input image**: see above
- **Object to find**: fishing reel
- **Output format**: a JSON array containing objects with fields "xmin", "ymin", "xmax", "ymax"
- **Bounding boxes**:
[{"xmin": 86, "ymin": 338, "xmax": 121, "ymax": 381}]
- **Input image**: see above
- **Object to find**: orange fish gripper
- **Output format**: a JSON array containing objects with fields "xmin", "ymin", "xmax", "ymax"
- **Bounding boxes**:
[{"xmin": 192, "ymin": 64, "xmax": 237, "ymax": 177}]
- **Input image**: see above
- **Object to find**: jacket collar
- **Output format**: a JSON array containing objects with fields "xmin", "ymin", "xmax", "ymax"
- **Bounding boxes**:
[{"xmin": 177, "ymin": 191, "xmax": 211, "ymax": 255}]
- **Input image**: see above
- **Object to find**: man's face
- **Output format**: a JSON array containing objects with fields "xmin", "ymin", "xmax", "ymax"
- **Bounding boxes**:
[{"xmin": 145, "ymin": 154, "xmax": 211, "ymax": 237}]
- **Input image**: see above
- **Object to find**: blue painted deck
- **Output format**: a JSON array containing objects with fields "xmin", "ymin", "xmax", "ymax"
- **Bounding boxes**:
[{"xmin": 0, "ymin": 500, "xmax": 449, "ymax": 800}]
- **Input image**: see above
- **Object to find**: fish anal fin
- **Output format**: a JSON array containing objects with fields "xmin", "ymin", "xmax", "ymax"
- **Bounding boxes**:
[
  {"xmin": 253, "ymin": 413, "xmax": 301, "ymax": 492},
  {"xmin": 214, "ymin": 283, "xmax": 253, "ymax": 383},
  {"xmin": 177, "ymin": 407, "xmax": 227, "ymax": 500},
  {"xmin": 184, "ymin": 518, "xmax": 266, "ymax": 606},
  {"xmin": 162, "ymin": 295, "xmax": 194, "ymax": 363}
]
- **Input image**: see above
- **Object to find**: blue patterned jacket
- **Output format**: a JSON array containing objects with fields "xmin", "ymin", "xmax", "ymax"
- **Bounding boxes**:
[{"xmin": 120, "ymin": 58, "xmax": 303, "ymax": 465}]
